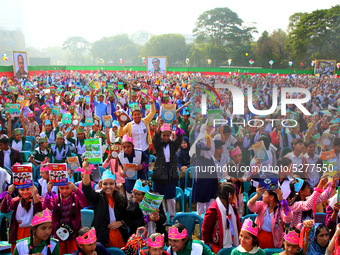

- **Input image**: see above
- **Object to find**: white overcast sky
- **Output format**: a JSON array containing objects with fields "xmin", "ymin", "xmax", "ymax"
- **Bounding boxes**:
[{"xmin": 21, "ymin": 0, "xmax": 339, "ymax": 48}]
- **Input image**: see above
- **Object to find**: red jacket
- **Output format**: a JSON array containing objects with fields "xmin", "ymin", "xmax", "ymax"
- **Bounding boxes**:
[{"xmin": 202, "ymin": 199, "xmax": 241, "ymax": 253}]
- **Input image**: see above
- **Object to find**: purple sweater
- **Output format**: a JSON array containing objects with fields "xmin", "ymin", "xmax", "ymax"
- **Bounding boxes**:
[
  {"xmin": 43, "ymin": 189, "xmax": 90, "ymax": 241},
  {"xmin": 326, "ymin": 205, "xmax": 339, "ymax": 231}
]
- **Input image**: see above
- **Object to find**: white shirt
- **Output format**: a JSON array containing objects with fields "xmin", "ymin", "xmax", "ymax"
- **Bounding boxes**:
[
  {"xmin": 3, "ymin": 148, "xmax": 11, "ymax": 170},
  {"xmin": 304, "ymin": 153, "xmax": 320, "ymax": 187},
  {"xmin": 131, "ymin": 121, "xmax": 149, "ymax": 151},
  {"xmin": 262, "ymin": 207, "xmax": 273, "ymax": 232},
  {"xmin": 287, "ymin": 152, "xmax": 304, "ymax": 171},
  {"xmin": 212, "ymin": 154, "xmax": 228, "ymax": 180},
  {"xmin": 163, "ymin": 144, "xmax": 170, "ymax": 163},
  {"xmin": 215, "ymin": 134, "xmax": 237, "ymax": 163}
]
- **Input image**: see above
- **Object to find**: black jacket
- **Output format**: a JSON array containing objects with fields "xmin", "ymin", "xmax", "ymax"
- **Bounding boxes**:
[
  {"xmin": 82, "ymin": 183, "xmax": 128, "ymax": 246},
  {"xmin": 126, "ymin": 198, "xmax": 167, "ymax": 237},
  {"xmin": 152, "ymin": 131, "xmax": 183, "ymax": 184}
]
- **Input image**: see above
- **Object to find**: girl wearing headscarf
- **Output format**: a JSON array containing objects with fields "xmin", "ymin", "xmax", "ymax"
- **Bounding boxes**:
[
  {"xmin": 177, "ymin": 136, "xmax": 191, "ymax": 191},
  {"xmin": 304, "ymin": 222, "xmax": 330, "ymax": 255},
  {"xmin": 190, "ymin": 121, "xmax": 218, "ymax": 216}
]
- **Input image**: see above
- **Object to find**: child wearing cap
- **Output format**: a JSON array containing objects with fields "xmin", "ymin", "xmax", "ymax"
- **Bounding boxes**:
[
  {"xmin": 168, "ymin": 223, "xmax": 214, "ymax": 255},
  {"xmin": 66, "ymin": 126, "xmax": 86, "ymax": 165},
  {"xmin": 30, "ymin": 135, "xmax": 50, "ymax": 167},
  {"xmin": 117, "ymin": 134, "xmax": 149, "ymax": 199},
  {"xmin": 13, "ymin": 209, "xmax": 60, "ymax": 255},
  {"xmin": 43, "ymin": 117, "xmax": 59, "ymax": 147},
  {"xmin": 231, "ymin": 219, "xmax": 265, "ymax": 255},
  {"xmin": 126, "ymin": 179, "xmax": 166, "ymax": 238},
  {"xmin": 82, "ymin": 160, "xmax": 128, "ymax": 248},
  {"xmin": 48, "ymin": 132, "xmax": 72, "ymax": 163},
  {"xmin": 152, "ymin": 119, "xmax": 183, "ymax": 221},
  {"xmin": 7, "ymin": 113, "xmax": 27, "ymax": 152},
  {"xmin": 247, "ymin": 185, "xmax": 292, "ymax": 249},
  {"xmin": 72, "ymin": 227, "xmax": 110, "ymax": 255},
  {"xmin": 202, "ymin": 182, "xmax": 241, "ymax": 253}
]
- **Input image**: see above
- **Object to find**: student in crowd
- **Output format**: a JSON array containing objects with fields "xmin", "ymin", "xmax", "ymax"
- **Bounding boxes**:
[
  {"xmin": 142, "ymin": 233, "xmax": 169, "ymax": 255},
  {"xmin": 118, "ymin": 95, "xmax": 155, "ymax": 162},
  {"xmin": 72, "ymin": 227, "xmax": 110, "ymax": 255},
  {"xmin": 82, "ymin": 160, "xmax": 128, "ymax": 248},
  {"xmin": 7, "ymin": 114, "xmax": 27, "ymax": 152},
  {"xmin": 126, "ymin": 179, "xmax": 166, "ymax": 238},
  {"xmin": 202, "ymin": 182, "xmax": 241, "ymax": 253},
  {"xmin": 224, "ymin": 146, "xmax": 249, "ymax": 218},
  {"xmin": 44, "ymin": 180, "xmax": 90, "ymax": 254},
  {"xmin": 177, "ymin": 136, "xmax": 191, "ymax": 190},
  {"xmin": 231, "ymin": 219, "xmax": 266, "ymax": 255},
  {"xmin": 167, "ymin": 223, "xmax": 214, "ymax": 255},
  {"xmin": 66, "ymin": 126, "xmax": 86, "ymax": 165},
  {"xmin": 289, "ymin": 177, "xmax": 337, "ymax": 228},
  {"xmin": 0, "ymin": 136, "xmax": 23, "ymax": 170},
  {"xmin": 152, "ymin": 119, "xmax": 183, "ymax": 221},
  {"xmin": 274, "ymin": 226, "xmax": 306, "ymax": 255},
  {"xmin": 247, "ymin": 185, "xmax": 292, "ymax": 249},
  {"xmin": 303, "ymin": 139, "xmax": 321, "ymax": 187},
  {"xmin": 37, "ymin": 162, "xmax": 58, "ymax": 198},
  {"xmin": 1, "ymin": 183, "xmax": 42, "ymax": 253},
  {"xmin": 48, "ymin": 132, "xmax": 72, "ymax": 163},
  {"xmin": 117, "ymin": 134, "xmax": 148, "ymax": 199},
  {"xmin": 13, "ymin": 209, "xmax": 60, "ymax": 255},
  {"xmin": 30, "ymin": 134, "xmax": 50, "ymax": 167}
]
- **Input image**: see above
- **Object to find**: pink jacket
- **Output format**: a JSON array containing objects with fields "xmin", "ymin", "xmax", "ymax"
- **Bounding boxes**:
[
  {"xmin": 247, "ymin": 201, "xmax": 293, "ymax": 248},
  {"xmin": 289, "ymin": 185, "xmax": 334, "ymax": 229},
  {"xmin": 102, "ymin": 158, "xmax": 125, "ymax": 183}
]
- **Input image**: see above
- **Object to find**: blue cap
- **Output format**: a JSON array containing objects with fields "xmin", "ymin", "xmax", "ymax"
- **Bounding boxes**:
[
  {"xmin": 45, "ymin": 120, "xmax": 52, "ymax": 125},
  {"xmin": 133, "ymin": 179, "xmax": 149, "ymax": 193},
  {"xmin": 101, "ymin": 170, "xmax": 116, "ymax": 181},
  {"xmin": 294, "ymin": 178, "xmax": 304, "ymax": 193}
]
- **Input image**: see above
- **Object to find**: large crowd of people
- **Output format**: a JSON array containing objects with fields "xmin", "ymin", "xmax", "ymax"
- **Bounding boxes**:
[{"xmin": 0, "ymin": 70, "xmax": 340, "ymax": 255}]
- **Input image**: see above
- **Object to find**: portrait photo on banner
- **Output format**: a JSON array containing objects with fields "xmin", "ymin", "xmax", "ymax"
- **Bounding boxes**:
[
  {"xmin": 147, "ymin": 56, "xmax": 167, "ymax": 74},
  {"xmin": 314, "ymin": 59, "xmax": 336, "ymax": 77},
  {"xmin": 13, "ymin": 51, "xmax": 29, "ymax": 80}
]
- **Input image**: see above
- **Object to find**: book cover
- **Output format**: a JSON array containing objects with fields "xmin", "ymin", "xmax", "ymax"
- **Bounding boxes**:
[
  {"xmin": 85, "ymin": 118, "xmax": 93, "ymax": 127},
  {"xmin": 67, "ymin": 157, "xmax": 80, "ymax": 172},
  {"xmin": 93, "ymin": 115, "xmax": 101, "ymax": 126},
  {"xmin": 208, "ymin": 109, "xmax": 222, "ymax": 127},
  {"xmin": 85, "ymin": 138, "xmax": 102, "ymax": 164},
  {"xmin": 114, "ymin": 109, "xmax": 130, "ymax": 123},
  {"xmin": 252, "ymin": 141, "xmax": 269, "ymax": 163},
  {"xmin": 62, "ymin": 113, "xmax": 71, "ymax": 125},
  {"xmin": 321, "ymin": 150, "xmax": 339, "ymax": 178},
  {"xmin": 12, "ymin": 164, "xmax": 33, "ymax": 189},
  {"xmin": 330, "ymin": 124, "xmax": 340, "ymax": 135},
  {"xmin": 123, "ymin": 163, "xmax": 138, "ymax": 180},
  {"xmin": 51, "ymin": 106, "xmax": 61, "ymax": 116},
  {"xmin": 139, "ymin": 192, "xmax": 164, "ymax": 212},
  {"xmin": 48, "ymin": 163, "xmax": 68, "ymax": 186},
  {"xmin": 320, "ymin": 133, "xmax": 335, "ymax": 150},
  {"xmin": 110, "ymin": 145, "xmax": 121, "ymax": 158},
  {"xmin": 8, "ymin": 104, "xmax": 20, "ymax": 117},
  {"xmin": 102, "ymin": 115, "xmax": 113, "ymax": 128},
  {"xmin": 161, "ymin": 104, "xmax": 176, "ymax": 123}
]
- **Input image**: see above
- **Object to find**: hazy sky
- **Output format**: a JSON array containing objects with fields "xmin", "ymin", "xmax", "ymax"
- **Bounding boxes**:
[{"xmin": 21, "ymin": 0, "xmax": 339, "ymax": 48}]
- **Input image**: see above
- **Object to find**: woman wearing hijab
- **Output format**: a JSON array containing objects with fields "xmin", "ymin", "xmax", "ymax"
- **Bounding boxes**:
[
  {"xmin": 190, "ymin": 121, "xmax": 218, "ymax": 216},
  {"xmin": 304, "ymin": 221, "xmax": 330, "ymax": 255},
  {"xmin": 177, "ymin": 137, "xmax": 191, "ymax": 191}
]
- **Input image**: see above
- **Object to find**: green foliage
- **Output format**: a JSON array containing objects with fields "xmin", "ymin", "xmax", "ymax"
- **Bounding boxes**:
[
  {"xmin": 141, "ymin": 34, "xmax": 190, "ymax": 63},
  {"xmin": 62, "ymin": 36, "xmax": 90, "ymax": 65},
  {"xmin": 286, "ymin": 5, "xmax": 340, "ymax": 64}
]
